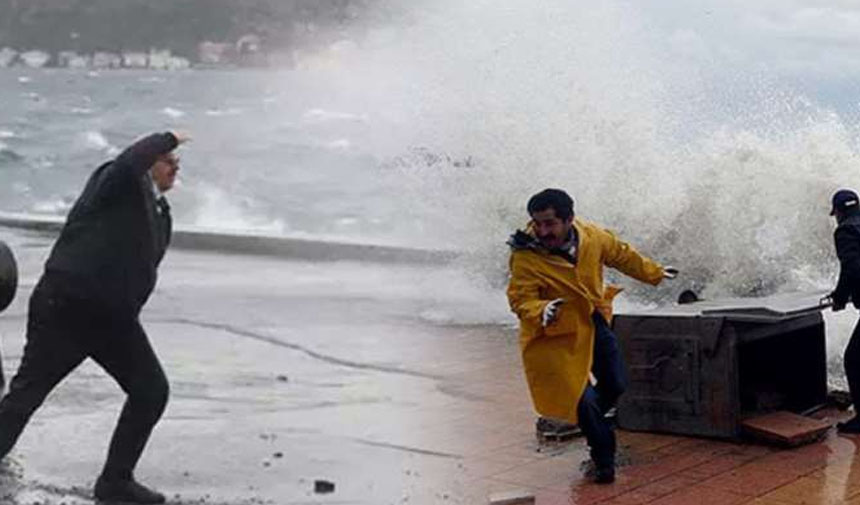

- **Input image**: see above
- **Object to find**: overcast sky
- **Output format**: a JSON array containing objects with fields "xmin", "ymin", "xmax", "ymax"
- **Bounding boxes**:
[
  {"xmin": 644, "ymin": 2, "xmax": 860, "ymax": 72},
  {"xmin": 631, "ymin": 2, "xmax": 860, "ymax": 113}
]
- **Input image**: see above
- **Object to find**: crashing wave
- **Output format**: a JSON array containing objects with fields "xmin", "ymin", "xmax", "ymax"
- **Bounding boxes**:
[
  {"xmin": 80, "ymin": 131, "xmax": 119, "ymax": 155},
  {"xmin": 0, "ymin": 142, "xmax": 22, "ymax": 163},
  {"xmin": 161, "ymin": 107, "xmax": 186, "ymax": 118}
]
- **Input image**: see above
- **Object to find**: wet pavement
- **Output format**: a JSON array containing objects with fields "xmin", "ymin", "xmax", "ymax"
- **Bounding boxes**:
[
  {"xmin": 0, "ymin": 227, "xmax": 524, "ymax": 504},
  {"xmin": 2, "ymin": 226, "xmax": 860, "ymax": 504}
]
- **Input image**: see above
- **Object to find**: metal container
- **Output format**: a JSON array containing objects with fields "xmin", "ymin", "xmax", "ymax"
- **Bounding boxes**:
[{"xmin": 613, "ymin": 291, "xmax": 829, "ymax": 439}]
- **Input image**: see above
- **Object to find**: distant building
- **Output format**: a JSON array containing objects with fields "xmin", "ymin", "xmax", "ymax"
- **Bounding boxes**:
[
  {"xmin": 0, "ymin": 38, "xmax": 272, "ymax": 71},
  {"xmin": 58, "ymin": 51, "xmax": 90, "ymax": 69},
  {"xmin": 92, "ymin": 52, "xmax": 122, "ymax": 69},
  {"xmin": 166, "ymin": 56, "xmax": 190, "ymax": 70},
  {"xmin": 57, "ymin": 51, "xmax": 76, "ymax": 66},
  {"xmin": 140, "ymin": 49, "xmax": 189, "ymax": 71},
  {"xmin": 0, "ymin": 48, "xmax": 17, "ymax": 68},
  {"xmin": 70, "ymin": 55, "xmax": 90, "ymax": 69},
  {"xmin": 122, "ymin": 51, "xmax": 148, "ymax": 68},
  {"xmin": 147, "ymin": 49, "xmax": 171, "ymax": 70},
  {"xmin": 198, "ymin": 41, "xmax": 235, "ymax": 65},
  {"xmin": 236, "ymin": 34, "xmax": 267, "ymax": 66},
  {"xmin": 19, "ymin": 50, "xmax": 50, "ymax": 68},
  {"xmin": 237, "ymin": 34, "xmax": 261, "ymax": 55}
]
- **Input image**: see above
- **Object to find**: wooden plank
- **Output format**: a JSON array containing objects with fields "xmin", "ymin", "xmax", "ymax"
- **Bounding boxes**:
[{"xmin": 741, "ymin": 411, "xmax": 830, "ymax": 447}]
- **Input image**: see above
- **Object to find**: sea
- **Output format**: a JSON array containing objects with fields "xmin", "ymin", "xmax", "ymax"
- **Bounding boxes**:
[{"xmin": 3, "ymin": 0, "xmax": 860, "ymax": 375}]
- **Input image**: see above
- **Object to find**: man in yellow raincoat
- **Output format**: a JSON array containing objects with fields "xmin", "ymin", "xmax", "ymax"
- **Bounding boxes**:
[{"xmin": 506, "ymin": 189, "xmax": 676, "ymax": 484}]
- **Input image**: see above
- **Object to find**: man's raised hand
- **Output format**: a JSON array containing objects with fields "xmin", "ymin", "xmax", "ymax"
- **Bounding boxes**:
[{"xmin": 170, "ymin": 131, "xmax": 192, "ymax": 145}]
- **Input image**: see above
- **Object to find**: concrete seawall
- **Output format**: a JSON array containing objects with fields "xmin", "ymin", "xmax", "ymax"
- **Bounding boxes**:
[{"xmin": 0, "ymin": 212, "xmax": 458, "ymax": 265}]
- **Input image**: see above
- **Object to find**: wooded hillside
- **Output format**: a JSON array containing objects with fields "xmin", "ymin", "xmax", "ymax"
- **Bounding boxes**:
[{"xmin": 0, "ymin": 0, "xmax": 371, "ymax": 58}]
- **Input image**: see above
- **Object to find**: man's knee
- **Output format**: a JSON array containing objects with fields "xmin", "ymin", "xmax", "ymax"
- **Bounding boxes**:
[
  {"xmin": 129, "ymin": 375, "xmax": 169, "ymax": 419},
  {"xmin": 1, "ymin": 376, "xmax": 55, "ymax": 418},
  {"xmin": 148, "ymin": 375, "xmax": 169, "ymax": 412},
  {"xmin": 577, "ymin": 388, "xmax": 602, "ymax": 420}
]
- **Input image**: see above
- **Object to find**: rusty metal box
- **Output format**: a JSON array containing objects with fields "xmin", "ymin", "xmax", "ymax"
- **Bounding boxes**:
[{"xmin": 613, "ymin": 291, "xmax": 828, "ymax": 439}]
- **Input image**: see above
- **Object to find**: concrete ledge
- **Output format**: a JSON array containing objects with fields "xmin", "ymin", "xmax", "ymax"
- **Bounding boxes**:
[{"xmin": 0, "ymin": 212, "xmax": 458, "ymax": 265}]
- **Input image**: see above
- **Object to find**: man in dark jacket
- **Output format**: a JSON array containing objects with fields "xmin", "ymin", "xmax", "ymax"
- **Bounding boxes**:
[
  {"xmin": 829, "ymin": 188, "xmax": 860, "ymax": 434},
  {"xmin": 0, "ymin": 131, "xmax": 188, "ymax": 503}
]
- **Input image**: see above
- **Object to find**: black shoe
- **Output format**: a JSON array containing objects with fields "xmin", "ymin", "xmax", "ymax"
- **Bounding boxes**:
[
  {"xmin": 594, "ymin": 466, "xmax": 615, "ymax": 484},
  {"xmin": 94, "ymin": 476, "xmax": 166, "ymax": 504},
  {"xmin": 837, "ymin": 417, "xmax": 860, "ymax": 434}
]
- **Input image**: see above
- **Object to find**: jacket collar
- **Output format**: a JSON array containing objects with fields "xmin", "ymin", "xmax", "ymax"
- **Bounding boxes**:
[
  {"xmin": 148, "ymin": 173, "xmax": 165, "ymax": 201},
  {"xmin": 507, "ymin": 220, "xmax": 580, "ymax": 264},
  {"xmin": 838, "ymin": 212, "xmax": 860, "ymax": 227}
]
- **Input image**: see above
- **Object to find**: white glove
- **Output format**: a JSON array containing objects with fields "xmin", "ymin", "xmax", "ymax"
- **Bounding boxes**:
[
  {"xmin": 542, "ymin": 298, "xmax": 564, "ymax": 327},
  {"xmin": 663, "ymin": 266, "xmax": 679, "ymax": 279}
]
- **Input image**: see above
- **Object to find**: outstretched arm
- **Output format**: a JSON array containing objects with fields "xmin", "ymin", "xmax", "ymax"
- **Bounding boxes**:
[
  {"xmin": 95, "ymin": 131, "xmax": 187, "ymax": 199},
  {"xmin": 601, "ymin": 228, "xmax": 665, "ymax": 285},
  {"xmin": 113, "ymin": 132, "xmax": 178, "ymax": 179}
]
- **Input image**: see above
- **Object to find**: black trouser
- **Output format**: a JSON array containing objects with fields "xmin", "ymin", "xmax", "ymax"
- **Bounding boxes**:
[
  {"xmin": 846, "ymin": 318, "xmax": 860, "ymax": 412},
  {"xmin": 577, "ymin": 313, "xmax": 627, "ymax": 469},
  {"xmin": 0, "ymin": 277, "xmax": 169, "ymax": 480}
]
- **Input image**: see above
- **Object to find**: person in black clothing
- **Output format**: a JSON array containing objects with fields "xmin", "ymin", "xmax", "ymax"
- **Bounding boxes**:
[
  {"xmin": 0, "ymin": 131, "xmax": 189, "ymax": 503},
  {"xmin": 828, "ymin": 188, "xmax": 860, "ymax": 434}
]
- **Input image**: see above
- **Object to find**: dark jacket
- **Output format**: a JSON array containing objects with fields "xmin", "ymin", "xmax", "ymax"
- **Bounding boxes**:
[
  {"xmin": 833, "ymin": 213, "xmax": 860, "ymax": 309},
  {"xmin": 43, "ymin": 132, "xmax": 177, "ymax": 317}
]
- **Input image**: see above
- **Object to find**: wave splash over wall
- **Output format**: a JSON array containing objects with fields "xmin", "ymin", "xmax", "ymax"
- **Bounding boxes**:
[{"xmin": 340, "ymin": 0, "xmax": 860, "ymax": 303}]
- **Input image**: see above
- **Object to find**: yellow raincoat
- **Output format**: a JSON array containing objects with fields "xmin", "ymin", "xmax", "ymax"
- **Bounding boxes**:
[{"xmin": 506, "ymin": 218, "xmax": 665, "ymax": 424}]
